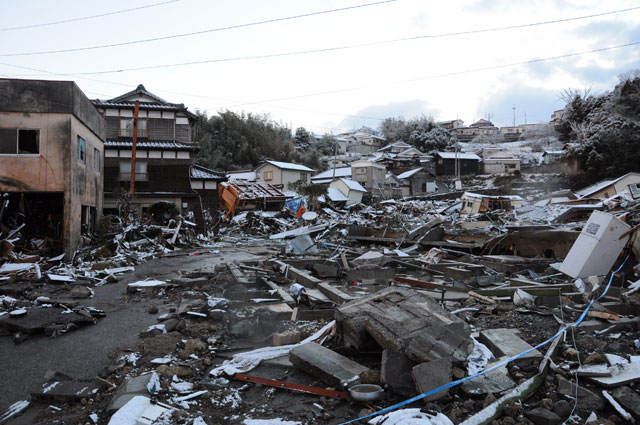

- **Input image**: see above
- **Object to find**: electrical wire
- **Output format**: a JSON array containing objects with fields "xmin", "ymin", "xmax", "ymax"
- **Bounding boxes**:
[
  {"xmin": 339, "ymin": 253, "xmax": 630, "ymax": 424},
  {"xmin": 0, "ymin": 0, "xmax": 180, "ymax": 32},
  {"xmin": 0, "ymin": 0, "xmax": 396, "ymax": 57},
  {"xmin": 232, "ymin": 41, "xmax": 640, "ymax": 107},
  {"xmin": 7, "ymin": 5, "xmax": 639, "ymax": 73}
]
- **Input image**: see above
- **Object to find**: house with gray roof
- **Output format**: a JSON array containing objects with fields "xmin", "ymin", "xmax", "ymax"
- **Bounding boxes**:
[{"xmin": 254, "ymin": 160, "xmax": 315, "ymax": 190}]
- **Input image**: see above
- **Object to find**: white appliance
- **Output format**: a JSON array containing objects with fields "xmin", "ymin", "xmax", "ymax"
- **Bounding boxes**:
[{"xmin": 558, "ymin": 210, "xmax": 630, "ymax": 278}]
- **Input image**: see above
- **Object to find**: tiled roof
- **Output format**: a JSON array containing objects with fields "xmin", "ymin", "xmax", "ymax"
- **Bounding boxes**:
[
  {"xmin": 93, "ymin": 100, "xmax": 186, "ymax": 111},
  {"xmin": 397, "ymin": 167, "xmax": 424, "ymax": 180},
  {"xmin": 191, "ymin": 165, "xmax": 226, "ymax": 180},
  {"xmin": 105, "ymin": 140, "xmax": 199, "ymax": 150}
]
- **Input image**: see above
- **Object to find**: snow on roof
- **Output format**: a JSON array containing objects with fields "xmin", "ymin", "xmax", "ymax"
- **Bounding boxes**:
[
  {"xmin": 311, "ymin": 167, "xmax": 352, "ymax": 180},
  {"xmin": 573, "ymin": 172, "xmax": 640, "ymax": 198},
  {"xmin": 261, "ymin": 160, "xmax": 315, "ymax": 172},
  {"xmin": 327, "ymin": 187, "xmax": 349, "ymax": 202},
  {"xmin": 436, "ymin": 152, "xmax": 481, "ymax": 160},
  {"xmin": 543, "ymin": 150, "xmax": 565, "ymax": 155},
  {"xmin": 227, "ymin": 171, "xmax": 256, "ymax": 181},
  {"xmin": 397, "ymin": 167, "xmax": 424, "ymax": 180},
  {"xmin": 463, "ymin": 192, "xmax": 523, "ymax": 200},
  {"xmin": 340, "ymin": 178, "xmax": 366, "ymax": 192}
]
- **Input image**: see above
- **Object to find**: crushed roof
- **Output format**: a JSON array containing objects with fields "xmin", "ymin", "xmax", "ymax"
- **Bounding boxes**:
[
  {"xmin": 105, "ymin": 140, "xmax": 198, "ymax": 150},
  {"xmin": 463, "ymin": 192, "xmax": 523, "ymax": 200},
  {"xmin": 327, "ymin": 187, "xmax": 349, "ymax": 202},
  {"xmin": 259, "ymin": 160, "xmax": 315, "ymax": 172},
  {"xmin": 575, "ymin": 172, "xmax": 640, "ymax": 198}
]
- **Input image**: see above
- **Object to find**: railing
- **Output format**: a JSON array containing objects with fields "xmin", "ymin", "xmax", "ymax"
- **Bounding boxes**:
[
  {"xmin": 119, "ymin": 172, "xmax": 148, "ymax": 181},
  {"xmin": 118, "ymin": 128, "xmax": 148, "ymax": 138}
]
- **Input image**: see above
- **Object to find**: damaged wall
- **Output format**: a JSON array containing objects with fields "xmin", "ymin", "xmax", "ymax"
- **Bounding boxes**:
[{"xmin": 0, "ymin": 79, "xmax": 105, "ymax": 258}]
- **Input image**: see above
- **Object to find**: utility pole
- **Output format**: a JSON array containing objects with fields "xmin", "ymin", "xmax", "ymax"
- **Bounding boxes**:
[
  {"xmin": 512, "ymin": 105, "xmax": 516, "ymax": 126},
  {"xmin": 524, "ymin": 112, "xmax": 527, "ymax": 125},
  {"xmin": 130, "ymin": 101, "xmax": 139, "ymax": 200}
]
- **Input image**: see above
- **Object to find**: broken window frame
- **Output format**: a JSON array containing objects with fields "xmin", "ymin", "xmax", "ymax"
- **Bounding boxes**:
[
  {"xmin": 0, "ymin": 128, "xmax": 40, "ymax": 155},
  {"xmin": 78, "ymin": 136, "xmax": 86, "ymax": 163}
]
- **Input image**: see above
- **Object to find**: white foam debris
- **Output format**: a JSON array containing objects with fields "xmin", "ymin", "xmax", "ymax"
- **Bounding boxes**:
[{"xmin": 369, "ymin": 409, "xmax": 454, "ymax": 425}]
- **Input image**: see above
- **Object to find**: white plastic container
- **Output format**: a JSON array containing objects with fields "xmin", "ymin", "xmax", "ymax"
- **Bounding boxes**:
[{"xmin": 559, "ymin": 211, "xmax": 630, "ymax": 278}]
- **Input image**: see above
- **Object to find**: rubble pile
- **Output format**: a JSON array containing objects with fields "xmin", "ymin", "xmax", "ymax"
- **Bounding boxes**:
[{"xmin": 3, "ymin": 181, "xmax": 640, "ymax": 425}]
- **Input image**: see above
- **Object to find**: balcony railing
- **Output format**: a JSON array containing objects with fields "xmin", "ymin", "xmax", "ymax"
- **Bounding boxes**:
[
  {"xmin": 118, "ymin": 128, "xmax": 148, "ymax": 138},
  {"xmin": 119, "ymin": 172, "xmax": 148, "ymax": 181}
]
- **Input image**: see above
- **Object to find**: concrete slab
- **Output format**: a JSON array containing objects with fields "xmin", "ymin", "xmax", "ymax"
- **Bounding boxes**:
[
  {"xmin": 479, "ymin": 328, "xmax": 541, "ymax": 365},
  {"xmin": 588, "ymin": 363, "xmax": 640, "ymax": 388},
  {"xmin": 0, "ymin": 308, "xmax": 94, "ymax": 334},
  {"xmin": 412, "ymin": 358, "xmax": 452, "ymax": 402},
  {"xmin": 557, "ymin": 376, "xmax": 604, "ymax": 412},
  {"xmin": 31, "ymin": 381, "xmax": 99, "ymax": 403},
  {"xmin": 461, "ymin": 359, "xmax": 516, "ymax": 396},
  {"xmin": 289, "ymin": 342, "xmax": 369, "ymax": 389}
]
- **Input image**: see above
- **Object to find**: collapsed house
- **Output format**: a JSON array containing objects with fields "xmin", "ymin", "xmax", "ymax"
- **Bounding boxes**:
[{"xmin": 0, "ymin": 79, "xmax": 105, "ymax": 258}]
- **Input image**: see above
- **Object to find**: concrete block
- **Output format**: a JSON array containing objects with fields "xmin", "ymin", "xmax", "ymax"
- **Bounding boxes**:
[
  {"xmin": 479, "ymin": 328, "xmax": 541, "ymax": 365},
  {"xmin": 381, "ymin": 350, "xmax": 416, "ymax": 396},
  {"xmin": 31, "ymin": 381, "xmax": 100, "ymax": 403},
  {"xmin": 412, "ymin": 358, "xmax": 452, "ymax": 402},
  {"xmin": 273, "ymin": 330, "xmax": 302, "ymax": 346},
  {"xmin": 289, "ymin": 342, "xmax": 369, "ymax": 389}
]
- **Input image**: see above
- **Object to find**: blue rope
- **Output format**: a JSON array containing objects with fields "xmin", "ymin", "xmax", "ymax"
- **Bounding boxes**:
[{"xmin": 339, "ymin": 254, "xmax": 629, "ymax": 424}]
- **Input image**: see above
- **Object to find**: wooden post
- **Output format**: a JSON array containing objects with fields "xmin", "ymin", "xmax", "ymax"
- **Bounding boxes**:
[{"xmin": 130, "ymin": 100, "xmax": 139, "ymax": 199}]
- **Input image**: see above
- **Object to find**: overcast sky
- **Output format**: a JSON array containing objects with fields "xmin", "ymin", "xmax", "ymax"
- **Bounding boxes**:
[{"xmin": 1, "ymin": 0, "xmax": 639, "ymax": 134}]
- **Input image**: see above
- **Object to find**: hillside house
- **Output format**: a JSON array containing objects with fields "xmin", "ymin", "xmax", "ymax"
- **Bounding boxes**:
[
  {"xmin": 482, "ymin": 152, "xmax": 521, "ymax": 174},
  {"xmin": 437, "ymin": 119, "xmax": 464, "ymax": 129},
  {"xmin": 542, "ymin": 150, "xmax": 564, "ymax": 165},
  {"xmin": 255, "ymin": 160, "xmax": 315, "ymax": 190},
  {"xmin": 0, "ymin": 78, "xmax": 105, "ymax": 258},
  {"xmin": 311, "ymin": 167, "xmax": 352, "ymax": 184},
  {"xmin": 434, "ymin": 152, "xmax": 481, "ymax": 176},
  {"xmin": 453, "ymin": 119, "xmax": 499, "ymax": 142},
  {"xmin": 397, "ymin": 167, "xmax": 439, "ymax": 196},
  {"xmin": 349, "ymin": 160, "xmax": 386, "ymax": 192}
]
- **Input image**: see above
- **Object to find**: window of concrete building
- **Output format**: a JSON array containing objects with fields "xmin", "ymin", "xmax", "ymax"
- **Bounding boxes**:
[
  {"xmin": 78, "ymin": 136, "xmax": 86, "ymax": 163},
  {"xmin": 355, "ymin": 167, "xmax": 367, "ymax": 174},
  {"xmin": 94, "ymin": 148, "xmax": 100, "ymax": 172},
  {"xmin": 264, "ymin": 171, "xmax": 273, "ymax": 181},
  {"xmin": 0, "ymin": 128, "xmax": 39, "ymax": 154}
]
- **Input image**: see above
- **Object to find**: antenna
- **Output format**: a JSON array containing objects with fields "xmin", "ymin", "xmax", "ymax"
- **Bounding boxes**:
[{"xmin": 512, "ymin": 105, "xmax": 516, "ymax": 126}]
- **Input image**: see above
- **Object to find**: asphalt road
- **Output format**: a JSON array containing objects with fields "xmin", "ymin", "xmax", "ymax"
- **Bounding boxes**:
[{"xmin": 0, "ymin": 246, "xmax": 262, "ymax": 416}]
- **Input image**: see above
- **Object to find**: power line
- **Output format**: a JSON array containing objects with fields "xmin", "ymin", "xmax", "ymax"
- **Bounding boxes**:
[
  {"xmin": 231, "ymin": 41, "xmax": 640, "ymax": 107},
  {"xmin": 7, "ymin": 5, "xmax": 638, "ymax": 74},
  {"xmin": 0, "ymin": 0, "xmax": 180, "ymax": 32},
  {"xmin": 0, "ymin": 0, "xmax": 396, "ymax": 57},
  {"xmin": 1, "ymin": 40, "xmax": 637, "ymax": 125}
]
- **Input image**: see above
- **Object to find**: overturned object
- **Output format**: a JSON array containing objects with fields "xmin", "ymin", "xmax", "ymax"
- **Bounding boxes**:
[
  {"xmin": 558, "ymin": 211, "xmax": 630, "ymax": 278},
  {"xmin": 336, "ymin": 287, "xmax": 471, "ymax": 364}
]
